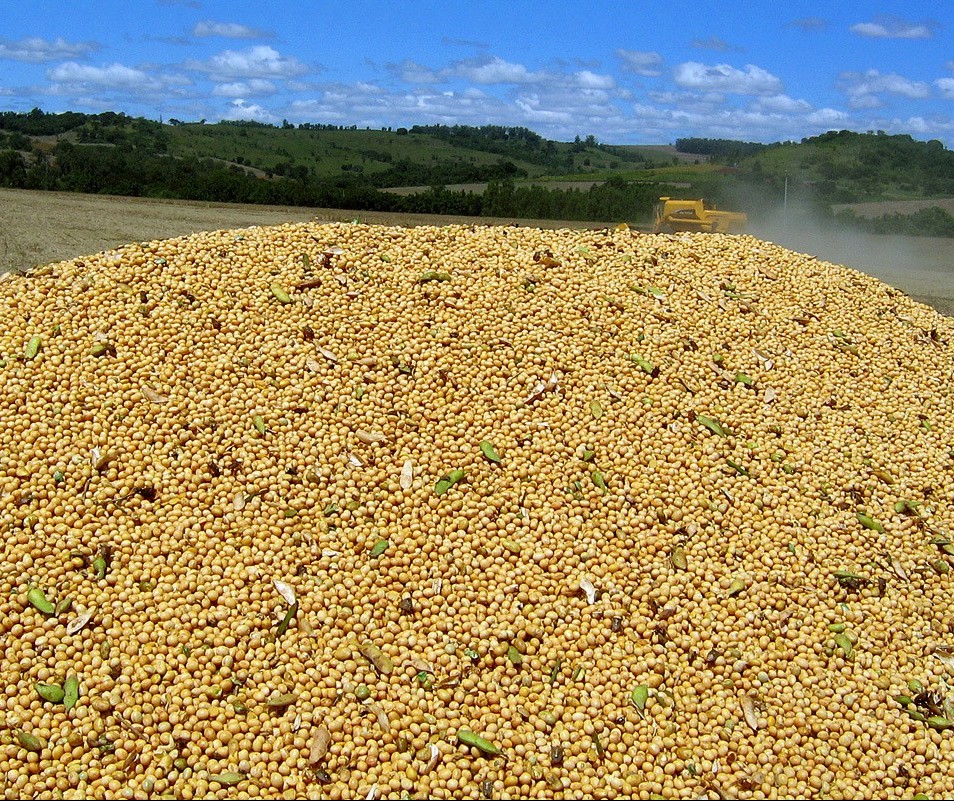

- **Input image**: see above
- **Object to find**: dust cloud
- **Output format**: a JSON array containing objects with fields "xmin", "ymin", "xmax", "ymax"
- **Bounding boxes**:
[{"xmin": 738, "ymin": 194, "xmax": 954, "ymax": 317}]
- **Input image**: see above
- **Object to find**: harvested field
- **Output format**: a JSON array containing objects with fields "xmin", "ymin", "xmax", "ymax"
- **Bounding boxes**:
[{"xmin": 0, "ymin": 220, "xmax": 953, "ymax": 799}]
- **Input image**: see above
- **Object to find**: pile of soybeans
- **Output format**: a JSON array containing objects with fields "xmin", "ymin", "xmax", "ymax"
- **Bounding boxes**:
[{"xmin": 1, "ymin": 221, "xmax": 953, "ymax": 801}]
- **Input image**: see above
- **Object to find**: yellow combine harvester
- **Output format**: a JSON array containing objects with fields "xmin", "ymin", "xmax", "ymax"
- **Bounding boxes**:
[{"xmin": 652, "ymin": 197, "xmax": 747, "ymax": 234}]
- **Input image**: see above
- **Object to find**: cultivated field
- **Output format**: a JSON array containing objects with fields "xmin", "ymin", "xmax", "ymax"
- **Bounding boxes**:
[{"xmin": 2, "ymin": 188, "xmax": 954, "ymax": 315}]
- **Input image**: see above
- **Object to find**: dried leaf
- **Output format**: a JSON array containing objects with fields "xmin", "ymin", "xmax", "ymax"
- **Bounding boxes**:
[
  {"xmin": 740, "ymin": 695, "xmax": 760, "ymax": 731},
  {"xmin": 670, "ymin": 546, "xmax": 688, "ymax": 571},
  {"xmin": 65, "ymin": 608, "xmax": 94, "ymax": 636},
  {"xmin": 309, "ymin": 727, "xmax": 332, "ymax": 763},
  {"xmin": 424, "ymin": 743, "xmax": 441, "ymax": 773},
  {"xmin": 317, "ymin": 346, "xmax": 338, "ymax": 363},
  {"xmin": 579, "ymin": 576, "xmax": 597, "ymax": 605},
  {"xmin": 141, "ymin": 384, "xmax": 168, "ymax": 404},
  {"xmin": 358, "ymin": 641, "xmax": 394, "ymax": 675},
  {"xmin": 400, "ymin": 459, "xmax": 414, "ymax": 490},
  {"xmin": 932, "ymin": 646, "xmax": 954, "ymax": 671},
  {"xmin": 367, "ymin": 701, "xmax": 391, "ymax": 733},
  {"xmin": 356, "ymin": 430, "xmax": 387, "ymax": 445},
  {"xmin": 305, "ymin": 359, "xmax": 322, "ymax": 372},
  {"xmin": 273, "ymin": 580, "xmax": 297, "ymax": 607},
  {"xmin": 589, "ymin": 399, "xmax": 604, "ymax": 419}
]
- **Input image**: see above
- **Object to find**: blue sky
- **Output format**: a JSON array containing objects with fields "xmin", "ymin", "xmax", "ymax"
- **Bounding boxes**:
[{"xmin": 2, "ymin": 1, "xmax": 953, "ymax": 145}]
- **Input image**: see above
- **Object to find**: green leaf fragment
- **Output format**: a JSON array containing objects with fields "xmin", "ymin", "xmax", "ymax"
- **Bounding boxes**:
[
  {"xmin": 726, "ymin": 459, "xmax": 750, "ymax": 477},
  {"xmin": 630, "ymin": 685, "xmax": 650, "ymax": 711},
  {"xmin": 63, "ymin": 675, "xmax": 79, "ymax": 711},
  {"xmin": 479, "ymin": 441, "xmax": 502, "ymax": 463},
  {"xmin": 24, "ymin": 335, "xmax": 41, "ymax": 360},
  {"xmin": 92, "ymin": 556, "xmax": 108, "ymax": 580},
  {"xmin": 435, "ymin": 468, "xmax": 465, "ymax": 495},
  {"xmin": 856, "ymin": 513, "xmax": 885, "ymax": 533},
  {"xmin": 894, "ymin": 500, "xmax": 921, "ymax": 516},
  {"xmin": 591, "ymin": 471, "xmax": 607, "ymax": 494},
  {"xmin": 734, "ymin": 373, "xmax": 754, "ymax": 387},
  {"xmin": 506, "ymin": 645, "xmax": 523, "ymax": 666},
  {"xmin": 928, "ymin": 716, "xmax": 954, "ymax": 731},
  {"xmin": 590, "ymin": 399, "xmax": 604, "ymax": 419},
  {"xmin": 252, "ymin": 415, "xmax": 267, "ymax": 435},
  {"xmin": 276, "ymin": 601, "xmax": 298, "ymax": 639},
  {"xmin": 370, "ymin": 539, "xmax": 389, "ymax": 557},
  {"xmin": 17, "ymin": 731, "xmax": 45, "ymax": 753},
  {"xmin": 416, "ymin": 271, "xmax": 451, "ymax": 283},
  {"xmin": 27, "ymin": 587, "xmax": 55, "ymax": 616},
  {"xmin": 270, "ymin": 283, "xmax": 292, "ymax": 303},
  {"xmin": 210, "ymin": 772, "xmax": 246, "ymax": 786},
  {"xmin": 697, "ymin": 414, "xmax": 727, "ymax": 437},
  {"xmin": 630, "ymin": 354, "xmax": 656, "ymax": 375},
  {"xmin": 828, "ymin": 623, "xmax": 847, "ymax": 633},
  {"xmin": 834, "ymin": 633, "xmax": 854, "ymax": 658},
  {"xmin": 457, "ymin": 729, "xmax": 502, "ymax": 757},
  {"xmin": 580, "ymin": 449, "xmax": 596, "ymax": 462},
  {"xmin": 36, "ymin": 682, "xmax": 65, "ymax": 704}
]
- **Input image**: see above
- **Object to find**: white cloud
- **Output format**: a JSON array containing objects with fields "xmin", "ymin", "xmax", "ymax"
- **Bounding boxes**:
[
  {"xmin": 673, "ymin": 62, "xmax": 783, "ymax": 95},
  {"xmin": 754, "ymin": 94, "xmax": 813, "ymax": 113},
  {"xmin": 213, "ymin": 79, "xmax": 277, "ymax": 97},
  {"xmin": 197, "ymin": 46, "xmax": 309, "ymax": 81},
  {"xmin": 936, "ymin": 78, "xmax": 954, "ymax": 100},
  {"xmin": 223, "ymin": 98, "xmax": 278, "ymax": 124},
  {"xmin": 571, "ymin": 70, "xmax": 615, "ymax": 90},
  {"xmin": 616, "ymin": 49, "xmax": 663, "ymax": 77},
  {"xmin": 840, "ymin": 69, "xmax": 931, "ymax": 109},
  {"xmin": 47, "ymin": 62, "xmax": 188, "ymax": 93},
  {"xmin": 193, "ymin": 21, "xmax": 267, "ymax": 39},
  {"xmin": 0, "ymin": 36, "xmax": 98, "ymax": 63},
  {"xmin": 850, "ymin": 16, "xmax": 936, "ymax": 39},
  {"xmin": 390, "ymin": 60, "xmax": 443, "ymax": 84},
  {"xmin": 452, "ymin": 56, "xmax": 547, "ymax": 85}
]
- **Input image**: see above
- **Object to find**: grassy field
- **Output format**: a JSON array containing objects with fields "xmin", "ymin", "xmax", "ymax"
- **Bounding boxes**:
[{"xmin": 3, "ymin": 187, "xmax": 953, "ymax": 315}]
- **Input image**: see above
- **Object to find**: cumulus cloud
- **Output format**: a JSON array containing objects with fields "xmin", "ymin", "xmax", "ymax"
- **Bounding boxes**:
[
  {"xmin": 452, "ymin": 56, "xmax": 548, "ymax": 85},
  {"xmin": 753, "ymin": 94, "xmax": 813, "ymax": 114},
  {"xmin": 0, "ymin": 36, "xmax": 98, "ymax": 63},
  {"xmin": 850, "ymin": 16, "xmax": 937, "ymax": 39},
  {"xmin": 840, "ymin": 69, "xmax": 931, "ymax": 109},
  {"xmin": 673, "ymin": 62, "xmax": 783, "ymax": 95},
  {"xmin": 195, "ymin": 46, "xmax": 309, "ymax": 81},
  {"xmin": 212, "ymin": 79, "xmax": 278, "ymax": 97},
  {"xmin": 47, "ymin": 62, "xmax": 188, "ymax": 93},
  {"xmin": 223, "ymin": 98, "xmax": 278, "ymax": 123},
  {"xmin": 936, "ymin": 78, "xmax": 954, "ymax": 100},
  {"xmin": 193, "ymin": 21, "xmax": 269, "ymax": 39},
  {"xmin": 616, "ymin": 49, "xmax": 662, "ymax": 77}
]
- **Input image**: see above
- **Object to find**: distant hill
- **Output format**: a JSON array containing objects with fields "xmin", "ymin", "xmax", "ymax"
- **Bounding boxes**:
[{"xmin": 1, "ymin": 109, "xmax": 953, "ymax": 234}]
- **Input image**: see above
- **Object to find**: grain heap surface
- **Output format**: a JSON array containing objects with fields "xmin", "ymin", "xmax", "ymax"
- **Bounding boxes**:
[{"xmin": 0, "ymin": 222, "xmax": 953, "ymax": 801}]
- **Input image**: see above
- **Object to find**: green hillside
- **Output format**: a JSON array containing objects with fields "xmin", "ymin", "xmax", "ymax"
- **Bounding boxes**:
[{"xmin": 1, "ymin": 109, "xmax": 953, "ymax": 234}]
